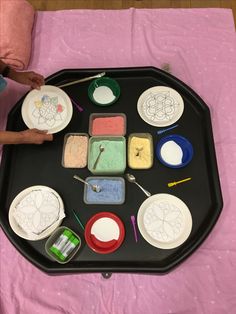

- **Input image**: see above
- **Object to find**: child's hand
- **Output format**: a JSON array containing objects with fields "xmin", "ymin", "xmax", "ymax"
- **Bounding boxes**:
[
  {"xmin": 10, "ymin": 71, "xmax": 45, "ymax": 89},
  {"xmin": 20, "ymin": 129, "xmax": 53, "ymax": 144}
]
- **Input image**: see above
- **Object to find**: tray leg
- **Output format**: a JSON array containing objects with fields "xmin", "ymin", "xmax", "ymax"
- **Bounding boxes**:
[{"xmin": 101, "ymin": 272, "xmax": 112, "ymax": 279}]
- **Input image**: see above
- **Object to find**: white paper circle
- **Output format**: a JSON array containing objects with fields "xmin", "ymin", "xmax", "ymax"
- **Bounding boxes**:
[
  {"xmin": 160, "ymin": 140, "xmax": 183, "ymax": 165},
  {"xmin": 91, "ymin": 217, "xmax": 120, "ymax": 241},
  {"xmin": 93, "ymin": 86, "xmax": 115, "ymax": 104}
]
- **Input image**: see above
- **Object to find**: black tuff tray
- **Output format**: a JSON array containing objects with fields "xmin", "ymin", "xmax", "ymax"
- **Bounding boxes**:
[{"xmin": 0, "ymin": 67, "xmax": 223, "ymax": 275}]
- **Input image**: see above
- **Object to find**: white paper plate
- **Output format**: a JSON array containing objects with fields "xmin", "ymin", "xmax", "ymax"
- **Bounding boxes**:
[
  {"xmin": 137, "ymin": 193, "xmax": 192, "ymax": 249},
  {"xmin": 9, "ymin": 186, "xmax": 65, "ymax": 241},
  {"xmin": 21, "ymin": 85, "xmax": 73, "ymax": 134},
  {"xmin": 137, "ymin": 86, "xmax": 184, "ymax": 127}
]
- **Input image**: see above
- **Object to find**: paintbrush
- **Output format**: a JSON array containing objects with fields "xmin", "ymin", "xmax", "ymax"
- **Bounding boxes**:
[
  {"xmin": 168, "ymin": 177, "xmax": 192, "ymax": 187},
  {"xmin": 71, "ymin": 209, "xmax": 85, "ymax": 230},
  {"xmin": 57, "ymin": 72, "xmax": 106, "ymax": 88},
  {"xmin": 70, "ymin": 97, "xmax": 84, "ymax": 112}
]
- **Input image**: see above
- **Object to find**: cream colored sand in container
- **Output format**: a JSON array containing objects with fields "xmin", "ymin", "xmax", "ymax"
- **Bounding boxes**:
[
  {"xmin": 62, "ymin": 134, "xmax": 88, "ymax": 168},
  {"xmin": 128, "ymin": 133, "xmax": 153, "ymax": 169}
]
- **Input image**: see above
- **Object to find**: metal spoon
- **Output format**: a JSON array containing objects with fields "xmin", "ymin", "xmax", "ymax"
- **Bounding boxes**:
[
  {"xmin": 125, "ymin": 173, "xmax": 151, "ymax": 197},
  {"xmin": 93, "ymin": 145, "xmax": 105, "ymax": 170},
  {"xmin": 73, "ymin": 175, "xmax": 101, "ymax": 193}
]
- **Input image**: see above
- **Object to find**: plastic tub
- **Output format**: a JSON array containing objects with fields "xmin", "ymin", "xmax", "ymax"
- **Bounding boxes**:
[
  {"xmin": 88, "ymin": 77, "xmax": 120, "ymax": 106},
  {"xmin": 62, "ymin": 133, "xmax": 89, "ymax": 168},
  {"xmin": 45, "ymin": 226, "xmax": 81, "ymax": 264},
  {"xmin": 84, "ymin": 176, "xmax": 125, "ymax": 204},
  {"xmin": 89, "ymin": 113, "xmax": 127, "ymax": 136},
  {"xmin": 88, "ymin": 136, "xmax": 126, "ymax": 175},
  {"xmin": 128, "ymin": 133, "xmax": 153, "ymax": 169}
]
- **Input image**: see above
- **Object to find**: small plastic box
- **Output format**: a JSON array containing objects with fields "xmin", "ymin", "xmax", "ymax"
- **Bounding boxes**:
[
  {"xmin": 128, "ymin": 133, "xmax": 153, "ymax": 169},
  {"xmin": 88, "ymin": 136, "xmax": 126, "ymax": 175},
  {"xmin": 84, "ymin": 176, "xmax": 125, "ymax": 205},
  {"xmin": 88, "ymin": 113, "xmax": 127, "ymax": 136},
  {"xmin": 62, "ymin": 133, "xmax": 89, "ymax": 168},
  {"xmin": 45, "ymin": 226, "xmax": 81, "ymax": 264}
]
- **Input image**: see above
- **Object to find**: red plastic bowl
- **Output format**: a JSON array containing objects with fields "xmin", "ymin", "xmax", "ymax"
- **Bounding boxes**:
[{"xmin": 85, "ymin": 212, "xmax": 125, "ymax": 254}]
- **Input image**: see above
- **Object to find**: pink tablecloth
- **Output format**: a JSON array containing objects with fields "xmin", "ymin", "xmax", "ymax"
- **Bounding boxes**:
[{"xmin": 1, "ymin": 8, "xmax": 236, "ymax": 314}]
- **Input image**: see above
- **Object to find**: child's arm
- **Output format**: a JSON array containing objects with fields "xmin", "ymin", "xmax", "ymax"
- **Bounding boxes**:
[
  {"xmin": 0, "ymin": 59, "xmax": 44, "ymax": 89},
  {"xmin": 0, "ymin": 129, "xmax": 53, "ymax": 145},
  {"xmin": 0, "ymin": 60, "xmax": 8, "ymax": 73}
]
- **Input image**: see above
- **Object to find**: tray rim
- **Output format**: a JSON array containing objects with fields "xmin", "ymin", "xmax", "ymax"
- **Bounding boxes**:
[{"xmin": 0, "ymin": 66, "xmax": 223, "ymax": 275}]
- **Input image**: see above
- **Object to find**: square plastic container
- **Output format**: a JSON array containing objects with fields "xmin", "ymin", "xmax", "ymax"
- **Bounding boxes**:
[
  {"xmin": 84, "ymin": 176, "xmax": 125, "ymax": 204},
  {"xmin": 62, "ymin": 133, "xmax": 89, "ymax": 168},
  {"xmin": 88, "ymin": 113, "xmax": 127, "ymax": 136},
  {"xmin": 88, "ymin": 136, "xmax": 126, "ymax": 175},
  {"xmin": 128, "ymin": 133, "xmax": 153, "ymax": 169},
  {"xmin": 45, "ymin": 226, "xmax": 81, "ymax": 264}
]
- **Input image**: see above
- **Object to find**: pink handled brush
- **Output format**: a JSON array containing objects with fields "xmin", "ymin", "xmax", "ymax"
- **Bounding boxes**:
[{"xmin": 131, "ymin": 215, "xmax": 138, "ymax": 243}]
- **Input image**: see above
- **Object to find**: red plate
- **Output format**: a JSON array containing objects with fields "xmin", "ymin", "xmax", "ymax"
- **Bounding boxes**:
[{"xmin": 85, "ymin": 212, "xmax": 125, "ymax": 254}]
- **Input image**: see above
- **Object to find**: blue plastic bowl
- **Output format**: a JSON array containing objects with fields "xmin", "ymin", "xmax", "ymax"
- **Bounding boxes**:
[{"xmin": 156, "ymin": 134, "xmax": 193, "ymax": 168}]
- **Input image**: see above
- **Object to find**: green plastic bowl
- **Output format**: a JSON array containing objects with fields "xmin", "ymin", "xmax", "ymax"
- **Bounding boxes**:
[{"xmin": 88, "ymin": 77, "xmax": 120, "ymax": 106}]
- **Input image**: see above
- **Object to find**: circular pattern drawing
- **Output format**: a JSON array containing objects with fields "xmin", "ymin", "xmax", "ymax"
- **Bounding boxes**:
[
  {"xmin": 21, "ymin": 85, "xmax": 73, "ymax": 134},
  {"xmin": 9, "ymin": 186, "xmax": 65, "ymax": 240},
  {"xmin": 137, "ymin": 86, "xmax": 184, "ymax": 127},
  {"xmin": 137, "ymin": 194, "xmax": 192, "ymax": 249}
]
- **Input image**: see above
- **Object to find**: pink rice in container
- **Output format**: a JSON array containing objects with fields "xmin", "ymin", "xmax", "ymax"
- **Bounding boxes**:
[
  {"xmin": 63, "ymin": 135, "xmax": 88, "ymax": 168},
  {"xmin": 91, "ymin": 116, "xmax": 125, "ymax": 136}
]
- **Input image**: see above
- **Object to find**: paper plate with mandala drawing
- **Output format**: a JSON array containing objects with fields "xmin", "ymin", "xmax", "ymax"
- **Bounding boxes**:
[
  {"xmin": 8, "ymin": 186, "xmax": 65, "ymax": 241},
  {"xmin": 137, "ymin": 193, "xmax": 192, "ymax": 249},
  {"xmin": 137, "ymin": 86, "xmax": 184, "ymax": 127},
  {"xmin": 21, "ymin": 85, "xmax": 73, "ymax": 134}
]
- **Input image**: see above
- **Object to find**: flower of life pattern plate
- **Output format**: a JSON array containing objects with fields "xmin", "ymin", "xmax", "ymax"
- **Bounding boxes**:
[
  {"xmin": 137, "ymin": 86, "xmax": 184, "ymax": 127},
  {"xmin": 137, "ymin": 193, "xmax": 192, "ymax": 249}
]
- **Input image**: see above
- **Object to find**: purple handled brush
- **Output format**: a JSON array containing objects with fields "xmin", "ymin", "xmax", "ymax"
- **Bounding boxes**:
[
  {"xmin": 131, "ymin": 215, "xmax": 138, "ymax": 243},
  {"xmin": 70, "ymin": 97, "xmax": 84, "ymax": 112}
]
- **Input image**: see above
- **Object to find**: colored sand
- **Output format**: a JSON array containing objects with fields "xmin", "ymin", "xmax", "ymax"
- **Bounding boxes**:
[
  {"xmin": 84, "ymin": 178, "xmax": 125, "ymax": 204},
  {"xmin": 129, "ymin": 136, "xmax": 152, "ymax": 169},
  {"xmin": 63, "ymin": 135, "xmax": 88, "ymax": 168},
  {"xmin": 91, "ymin": 116, "xmax": 125, "ymax": 135},
  {"xmin": 89, "ymin": 139, "xmax": 126, "ymax": 174}
]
